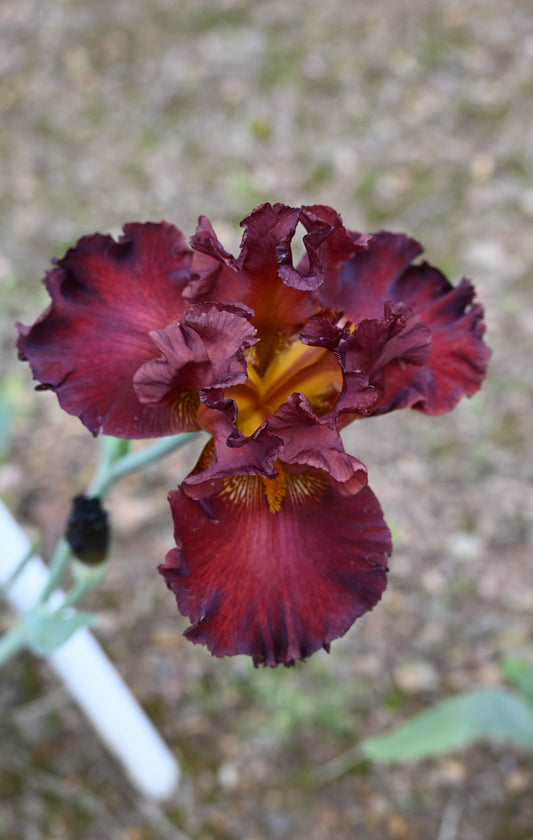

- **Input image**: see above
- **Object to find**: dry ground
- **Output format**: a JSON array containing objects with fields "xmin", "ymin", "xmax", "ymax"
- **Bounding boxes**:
[{"xmin": 1, "ymin": 0, "xmax": 532, "ymax": 838}]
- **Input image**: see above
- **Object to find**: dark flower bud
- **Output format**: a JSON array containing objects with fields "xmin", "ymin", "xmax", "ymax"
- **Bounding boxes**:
[{"xmin": 66, "ymin": 495, "xmax": 110, "ymax": 566}]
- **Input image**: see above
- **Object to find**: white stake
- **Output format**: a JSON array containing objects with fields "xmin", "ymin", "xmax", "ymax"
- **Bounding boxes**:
[{"xmin": 0, "ymin": 498, "xmax": 180, "ymax": 801}]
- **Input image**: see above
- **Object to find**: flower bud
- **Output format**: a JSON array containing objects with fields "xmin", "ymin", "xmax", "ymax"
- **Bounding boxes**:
[{"xmin": 66, "ymin": 495, "xmax": 110, "ymax": 566}]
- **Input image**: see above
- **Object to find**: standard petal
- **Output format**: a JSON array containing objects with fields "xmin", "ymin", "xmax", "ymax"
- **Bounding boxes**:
[
  {"xmin": 337, "ymin": 304, "xmax": 433, "ymax": 418},
  {"xmin": 189, "ymin": 204, "xmax": 317, "ymax": 349},
  {"xmin": 316, "ymin": 232, "xmax": 490, "ymax": 415},
  {"xmin": 318, "ymin": 231, "xmax": 423, "ymax": 318},
  {"xmin": 17, "ymin": 223, "xmax": 194, "ymax": 437},
  {"xmin": 238, "ymin": 202, "xmax": 301, "ymax": 275},
  {"xmin": 279, "ymin": 205, "xmax": 373, "ymax": 291},
  {"xmin": 162, "ymin": 477, "xmax": 391, "ymax": 666},
  {"xmin": 301, "ymin": 304, "xmax": 431, "ymax": 420}
]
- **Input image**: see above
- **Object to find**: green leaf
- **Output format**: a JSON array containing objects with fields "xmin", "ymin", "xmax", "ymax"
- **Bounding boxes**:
[
  {"xmin": 361, "ymin": 688, "xmax": 533, "ymax": 762},
  {"xmin": 500, "ymin": 656, "xmax": 533, "ymax": 701},
  {"xmin": 22, "ymin": 605, "xmax": 97, "ymax": 657}
]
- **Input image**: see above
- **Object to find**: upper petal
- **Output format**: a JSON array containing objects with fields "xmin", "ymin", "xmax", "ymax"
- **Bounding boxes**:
[
  {"xmin": 17, "ymin": 222, "xmax": 194, "ymax": 437},
  {"xmin": 189, "ymin": 205, "xmax": 317, "ymax": 346},
  {"xmin": 316, "ymin": 232, "xmax": 490, "ymax": 415},
  {"xmin": 301, "ymin": 304, "xmax": 432, "ymax": 420},
  {"xmin": 279, "ymin": 205, "xmax": 373, "ymax": 291},
  {"xmin": 162, "ymin": 475, "xmax": 391, "ymax": 666},
  {"xmin": 318, "ymin": 231, "xmax": 424, "ymax": 318}
]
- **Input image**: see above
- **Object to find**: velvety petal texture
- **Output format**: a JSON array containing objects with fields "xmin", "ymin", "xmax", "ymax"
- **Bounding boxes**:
[
  {"xmin": 163, "ymin": 479, "xmax": 390, "ymax": 666},
  {"xmin": 18, "ymin": 202, "xmax": 490, "ymax": 665},
  {"xmin": 317, "ymin": 231, "xmax": 491, "ymax": 415},
  {"xmin": 133, "ymin": 302, "xmax": 257, "ymax": 421},
  {"xmin": 17, "ymin": 223, "xmax": 194, "ymax": 437}
]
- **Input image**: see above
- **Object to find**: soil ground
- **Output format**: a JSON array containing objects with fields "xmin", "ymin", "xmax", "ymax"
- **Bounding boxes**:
[{"xmin": 1, "ymin": 1, "xmax": 532, "ymax": 838}]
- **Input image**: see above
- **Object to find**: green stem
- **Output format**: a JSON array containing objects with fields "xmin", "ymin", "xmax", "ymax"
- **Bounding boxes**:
[
  {"xmin": 86, "ymin": 435, "xmax": 123, "ymax": 498},
  {"xmin": 61, "ymin": 578, "xmax": 95, "ymax": 609},
  {"xmin": 37, "ymin": 539, "xmax": 71, "ymax": 604},
  {"xmin": 87, "ymin": 432, "xmax": 201, "ymax": 498},
  {"xmin": 40, "ymin": 431, "xmax": 199, "ymax": 602},
  {"xmin": 62, "ymin": 562, "xmax": 108, "ymax": 609},
  {"xmin": 1, "ymin": 430, "xmax": 202, "ymax": 665}
]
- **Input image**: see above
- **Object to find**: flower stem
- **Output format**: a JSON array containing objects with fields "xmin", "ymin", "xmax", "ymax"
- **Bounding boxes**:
[
  {"xmin": 39, "ymin": 431, "xmax": 200, "ymax": 603},
  {"xmin": 62, "ymin": 562, "xmax": 108, "ymax": 608},
  {"xmin": 37, "ymin": 539, "xmax": 71, "ymax": 604},
  {"xmin": 0, "ymin": 430, "xmax": 203, "ymax": 665},
  {"xmin": 87, "ymin": 432, "xmax": 201, "ymax": 498}
]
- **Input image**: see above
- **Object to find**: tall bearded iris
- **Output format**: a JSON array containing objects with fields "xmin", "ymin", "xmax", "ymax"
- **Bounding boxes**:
[{"xmin": 17, "ymin": 204, "xmax": 490, "ymax": 666}]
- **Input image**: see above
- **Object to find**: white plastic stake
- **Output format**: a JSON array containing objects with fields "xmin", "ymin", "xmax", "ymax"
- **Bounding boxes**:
[{"xmin": 0, "ymin": 498, "xmax": 180, "ymax": 801}]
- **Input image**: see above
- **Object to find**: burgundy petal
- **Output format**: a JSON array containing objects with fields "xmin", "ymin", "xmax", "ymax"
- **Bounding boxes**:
[
  {"xmin": 181, "ymin": 399, "xmax": 282, "ymax": 499},
  {"xmin": 133, "ymin": 302, "xmax": 257, "ymax": 415},
  {"xmin": 267, "ymin": 393, "xmax": 367, "ymax": 493},
  {"xmin": 189, "ymin": 205, "xmax": 317, "ymax": 344},
  {"xmin": 318, "ymin": 231, "xmax": 423, "ymax": 318},
  {"xmin": 374, "ymin": 270, "xmax": 491, "ymax": 414},
  {"xmin": 279, "ymin": 205, "xmax": 373, "ymax": 291},
  {"xmin": 184, "ymin": 216, "xmax": 248, "ymax": 304},
  {"xmin": 316, "ymin": 232, "xmax": 490, "ymax": 415},
  {"xmin": 299, "ymin": 315, "xmax": 349, "ymax": 351},
  {"xmin": 336, "ymin": 304, "xmax": 431, "ymax": 417},
  {"xmin": 162, "ymin": 476, "xmax": 391, "ymax": 666},
  {"xmin": 300, "ymin": 304, "xmax": 431, "ymax": 419},
  {"xmin": 238, "ymin": 202, "xmax": 302, "ymax": 275},
  {"xmin": 17, "ymin": 223, "xmax": 194, "ymax": 437},
  {"xmin": 189, "ymin": 215, "xmax": 239, "ymax": 271}
]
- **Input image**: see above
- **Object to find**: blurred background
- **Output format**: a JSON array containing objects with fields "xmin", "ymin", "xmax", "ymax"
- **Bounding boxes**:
[{"xmin": 1, "ymin": 0, "xmax": 532, "ymax": 838}]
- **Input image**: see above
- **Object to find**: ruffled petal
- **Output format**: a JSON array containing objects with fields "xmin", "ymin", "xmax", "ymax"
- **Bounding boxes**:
[
  {"xmin": 318, "ymin": 231, "xmax": 423, "ymax": 318},
  {"xmin": 133, "ymin": 302, "xmax": 257, "ymax": 422},
  {"xmin": 17, "ymin": 223, "xmax": 193, "ymax": 437},
  {"xmin": 301, "ymin": 304, "xmax": 432, "ymax": 419},
  {"xmin": 279, "ymin": 205, "xmax": 373, "ymax": 291},
  {"xmin": 162, "ymin": 476, "xmax": 391, "ymax": 666},
  {"xmin": 189, "ymin": 204, "xmax": 316, "ymax": 346},
  {"xmin": 181, "ymin": 399, "xmax": 282, "ymax": 499},
  {"xmin": 267, "ymin": 393, "xmax": 367, "ymax": 493},
  {"xmin": 238, "ymin": 202, "xmax": 302, "ymax": 275},
  {"xmin": 315, "ymin": 232, "xmax": 490, "ymax": 415},
  {"xmin": 335, "ymin": 302, "xmax": 432, "ymax": 416},
  {"xmin": 375, "ymin": 270, "xmax": 491, "ymax": 414}
]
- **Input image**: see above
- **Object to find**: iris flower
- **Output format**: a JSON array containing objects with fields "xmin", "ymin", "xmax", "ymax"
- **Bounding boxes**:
[{"xmin": 17, "ymin": 203, "xmax": 490, "ymax": 665}]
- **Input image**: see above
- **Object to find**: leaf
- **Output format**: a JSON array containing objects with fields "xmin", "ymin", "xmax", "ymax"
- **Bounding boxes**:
[
  {"xmin": 22, "ymin": 605, "xmax": 97, "ymax": 657},
  {"xmin": 361, "ymin": 688, "xmax": 533, "ymax": 762},
  {"xmin": 500, "ymin": 656, "xmax": 533, "ymax": 701}
]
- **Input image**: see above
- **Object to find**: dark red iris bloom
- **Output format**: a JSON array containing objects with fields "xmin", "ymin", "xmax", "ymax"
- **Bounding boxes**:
[{"xmin": 17, "ymin": 204, "xmax": 490, "ymax": 666}]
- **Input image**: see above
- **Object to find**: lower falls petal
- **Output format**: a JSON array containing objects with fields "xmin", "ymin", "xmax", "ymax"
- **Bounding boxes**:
[{"xmin": 161, "ymin": 474, "xmax": 391, "ymax": 666}]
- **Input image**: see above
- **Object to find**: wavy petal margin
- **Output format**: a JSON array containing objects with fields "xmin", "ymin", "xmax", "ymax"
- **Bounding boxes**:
[
  {"xmin": 316, "ymin": 232, "xmax": 491, "ymax": 415},
  {"xmin": 162, "ymin": 476, "xmax": 391, "ymax": 666},
  {"xmin": 133, "ymin": 302, "xmax": 257, "ymax": 416},
  {"xmin": 17, "ymin": 223, "xmax": 194, "ymax": 437}
]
